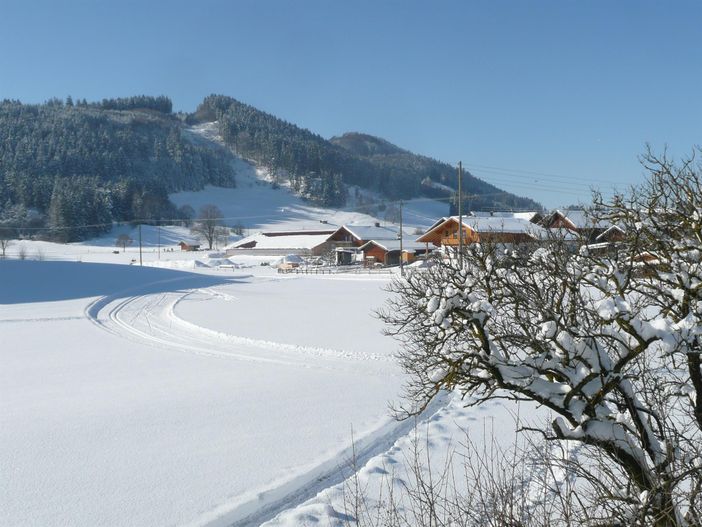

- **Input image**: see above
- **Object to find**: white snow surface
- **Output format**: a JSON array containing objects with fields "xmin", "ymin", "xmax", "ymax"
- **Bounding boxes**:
[
  {"xmin": 264, "ymin": 395, "xmax": 543, "ymax": 527},
  {"xmin": 0, "ymin": 236, "xmax": 543, "ymax": 527},
  {"xmin": 0, "ymin": 258, "xmax": 411, "ymax": 527}
]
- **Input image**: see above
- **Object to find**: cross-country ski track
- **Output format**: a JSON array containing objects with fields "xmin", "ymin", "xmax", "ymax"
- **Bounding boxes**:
[
  {"xmin": 79, "ymin": 272, "xmax": 447, "ymax": 526},
  {"xmin": 86, "ymin": 276, "xmax": 393, "ymax": 375}
]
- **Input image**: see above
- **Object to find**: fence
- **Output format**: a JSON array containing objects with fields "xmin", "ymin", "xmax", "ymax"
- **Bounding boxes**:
[{"xmin": 277, "ymin": 266, "xmax": 393, "ymax": 275}]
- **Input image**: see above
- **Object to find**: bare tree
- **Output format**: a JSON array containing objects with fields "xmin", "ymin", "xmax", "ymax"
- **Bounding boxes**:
[
  {"xmin": 381, "ymin": 148, "xmax": 702, "ymax": 526},
  {"xmin": 115, "ymin": 234, "xmax": 133, "ymax": 252},
  {"xmin": 0, "ymin": 231, "xmax": 13, "ymax": 258},
  {"xmin": 191, "ymin": 204, "xmax": 223, "ymax": 250}
]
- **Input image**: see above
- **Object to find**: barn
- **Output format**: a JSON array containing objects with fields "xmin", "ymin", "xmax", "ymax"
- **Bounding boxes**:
[{"xmin": 226, "ymin": 229, "xmax": 336, "ymax": 257}]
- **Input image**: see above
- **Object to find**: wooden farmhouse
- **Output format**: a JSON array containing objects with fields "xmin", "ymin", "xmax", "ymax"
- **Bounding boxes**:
[
  {"xmin": 359, "ymin": 239, "xmax": 430, "ymax": 266},
  {"xmin": 582, "ymin": 225, "xmax": 628, "ymax": 256},
  {"xmin": 595, "ymin": 224, "xmax": 625, "ymax": 243},
  {"xmin": 540, "ymin": 209, "xmax": 612, "ymax": 242},
  {"xmin": 416, "ymin": 216, "xmax": 546, "ymax": 248}
]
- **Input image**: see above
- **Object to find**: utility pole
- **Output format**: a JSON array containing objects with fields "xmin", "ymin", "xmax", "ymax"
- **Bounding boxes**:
[
  {"xmin": 457, "ymin": 161, "xmax": 463, "ymax": 265},
  {"xmin": 399, "ymin": 199, "xmax": 404, "ymax": 277},
  {"xmin": 139, "ymin": 224, "xmax": 143, "ymax": 266},
  {"xmin": 157, "ymin": 224, "xmax": 161, "ymax": 260}
]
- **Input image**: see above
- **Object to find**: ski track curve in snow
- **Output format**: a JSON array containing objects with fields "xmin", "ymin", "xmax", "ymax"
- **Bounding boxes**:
[
  {"xmin": 83, "ymin": 273, "xmax": 442, "ymax": 527},
  {"xmin": 85, "ymin": 275, "xmax": 394, "ymax": 375}
]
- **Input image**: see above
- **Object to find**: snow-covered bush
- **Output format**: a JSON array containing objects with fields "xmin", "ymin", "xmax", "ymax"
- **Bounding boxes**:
[{"xmin": 382, "ymin": 148, "xmax": 702, "ymax": 527}]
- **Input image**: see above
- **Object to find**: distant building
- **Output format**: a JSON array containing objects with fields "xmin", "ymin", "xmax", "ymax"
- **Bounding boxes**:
[
  {"xmin": 540, "ymin": 209, "xmax": 612, "ymax": 242},
  {"xmin": 416, "ymin": 216, "xmax": 546, "ymax": 248},
  {"xmin": 226, "ymin": 229, "xmax": 336, "ymax": 257},
  {"xmin": 328, "ymin": 223, "xmax": 404, "ymax": 248},
  {"xmin": 359, "ymin": 239, "xmax": 432, "ymax": 266},
  {"xmin": 179, "ymin": 241, "xmax": 201, "ymax": 251}
]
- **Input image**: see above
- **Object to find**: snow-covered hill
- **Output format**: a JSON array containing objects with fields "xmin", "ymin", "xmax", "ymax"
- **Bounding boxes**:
[{"xmin": 172, "ymin": 123, "xmax": 449, "ymax": 234}]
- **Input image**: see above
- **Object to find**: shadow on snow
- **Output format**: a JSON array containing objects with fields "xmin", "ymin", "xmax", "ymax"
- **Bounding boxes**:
[{"xmin": 0, "ymin": 260, "xmax": 238, "ymax": 305}]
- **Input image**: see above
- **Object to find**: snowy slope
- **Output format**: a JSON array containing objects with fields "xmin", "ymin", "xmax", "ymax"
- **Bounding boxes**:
[{"xmin": 171, "ymin": 122, "xmax": 449, "ymax": 234}]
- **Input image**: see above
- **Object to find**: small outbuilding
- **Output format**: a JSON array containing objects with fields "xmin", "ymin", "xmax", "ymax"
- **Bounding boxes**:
[
  {"xmin": 359, "ymin": 239, "xmax": 431, "ymax": 266},
  {"xmin": 179, "ymin": 241, "xmax": 201, "ymax": 251}
]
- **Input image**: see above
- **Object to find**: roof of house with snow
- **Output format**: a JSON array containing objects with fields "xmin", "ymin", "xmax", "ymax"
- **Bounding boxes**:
[
  {"xmin": 423, "ymin": 216, "xmax": 547, "ymax": 234},
  {"xmin": 461, "ymin": 216, "xmax": 547, "ymax": 235},
  {"xmin": 227, "ymin": 231, "xmax": 333, "ymax": 250},
  {"xmin": 416, "ymin": 216, "xmax": 548, "ymax": 244},
  {"xmin": 330, "ymin": 224, "xmax": 404, "ymax": 242},
  {"xmin": 470, "ymin": 211, "xmax": 541, "ymax": 222},
  {"xmin": 543, "ymin": 209, "xmax": 611, "ymax": 230},
  {"xmin": 359, "ymin": 238, "xmax": 428, "ymax": 252}
]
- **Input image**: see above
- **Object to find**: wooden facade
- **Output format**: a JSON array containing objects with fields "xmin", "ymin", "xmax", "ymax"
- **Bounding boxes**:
[
  {"xmin": 360, "ymin": 240, "xmax": 427, "ymax": 266},
  {"xmin": 416, "ymin": 217, "xmax": 535, "ymax": 247},
  {"xmin": 179, "ymin": 241, "xmax": 201, "ymax": 251},
  {"xmin": 363, "ymin": 243, "xmax": 392, "ymax": 265},
  {"xmin": 416, "ymin": 218, "xmax": 478, "ymax": 247}
]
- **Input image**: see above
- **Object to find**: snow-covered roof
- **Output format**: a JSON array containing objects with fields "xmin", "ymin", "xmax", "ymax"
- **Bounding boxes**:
[
  {"xmin": 470, "ymin": 211, "xmax": 540, "ymax": 221},
  {"xmin": 228, "ymin": 232, "xmax": 331, "ymax": 250},
  {"xmin": 550, "ymin": 209, "xmax": 611, "ymax": 229},
  {"xmin": 453, "ymin": 216, "xmax": 547, "ymax": 236},
  {"xmin": 339, "ymin": 224, "xmax": 403, "ymax": 241},
  {"xmin": 359, "ymin": 239, "xmax": 428, "ymax": 252},
  {"xmin": 595, "ymin": 224, "xmax": 625, "ymax": 241},
  {"xmin": 416, "ymin": 216, "xmax": 547, "ymax": 243}
]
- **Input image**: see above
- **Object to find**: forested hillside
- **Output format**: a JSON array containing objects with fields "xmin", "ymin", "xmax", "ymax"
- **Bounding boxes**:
[
  {"xmin": 0, "ymin": 96, "xmax": 235, "ymax": 241},
  {"xmin": 191, "ymin": 95, "xmax": 541, "ymax": 212},
  {"xmin": 0, "ymin": 93, "xmax": 541, "ymax": 242},
  {"xmin": 330, "ymin": 132, "xmax": 539, "ymax": 212}
]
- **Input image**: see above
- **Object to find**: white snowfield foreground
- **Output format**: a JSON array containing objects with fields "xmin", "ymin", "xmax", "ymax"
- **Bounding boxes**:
[
  {"xmin": 1, "ymin": 260, "xmax": 530, "ymax": 527},
  {"xmin": 0, "ymin": 260, "xmax": 449, "ymax": 526}
]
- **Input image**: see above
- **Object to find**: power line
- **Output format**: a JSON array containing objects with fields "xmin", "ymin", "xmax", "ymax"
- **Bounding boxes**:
[{"xmin": 463, "ymin": 162, "xmax": 624, "ymax": 187}]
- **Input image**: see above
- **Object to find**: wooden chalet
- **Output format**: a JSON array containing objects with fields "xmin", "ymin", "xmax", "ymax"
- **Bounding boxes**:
[
  {"xmin": 416, "ymin": 216, "xmax": 545, "ymax": 248},
  {"xmin": 541, "ymin": 209, "xmax": 611, "ymax": 242},
  {"xmin": 595, "ymin": 225, "xmax": 626, "ymax": 243}
]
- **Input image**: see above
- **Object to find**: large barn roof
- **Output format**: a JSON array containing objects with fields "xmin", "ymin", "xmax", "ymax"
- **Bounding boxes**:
[
  {"xmin": 335, "ymin": 224, "xmax": 404, "ymax": 241},
  {"xmin": 228, "ymin": 231, "xmax": 332, "ymax": 250},
  {"xmin": 359, "ymin": 239, "xmax": 427, "ymax": 252}
]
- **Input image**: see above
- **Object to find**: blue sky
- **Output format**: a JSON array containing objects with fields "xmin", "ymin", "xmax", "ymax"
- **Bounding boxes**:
[{"xmin": 1, "ymin": 0, "xmax": 699, "ymax": 208}]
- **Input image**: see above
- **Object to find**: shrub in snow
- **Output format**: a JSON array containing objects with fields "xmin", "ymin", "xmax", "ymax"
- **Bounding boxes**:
[{"xmin": 382, "ymin": 148, "xmax": 702, "ymax": 527}]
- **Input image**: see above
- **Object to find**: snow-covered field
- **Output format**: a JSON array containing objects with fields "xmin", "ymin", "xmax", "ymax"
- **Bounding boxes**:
[
  {"xmin": 0, "ymin": 131, "xmax": 509, "ymax": 527},
  {"xmin": 0, "ymin": 257, "xmax": 407, "ymax": 526},
  {"xmin": 1, "ymin": 235, "xmax": 538, "ymax": 527}
]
